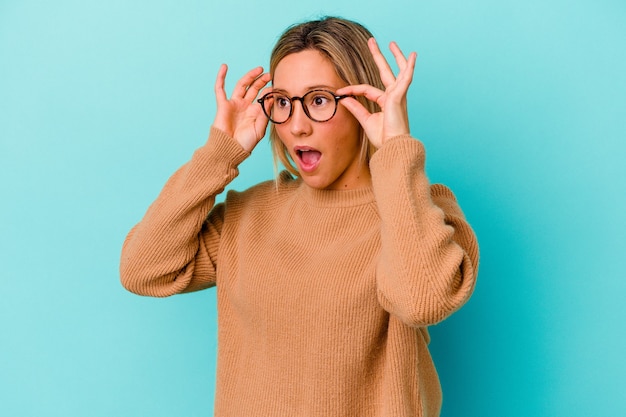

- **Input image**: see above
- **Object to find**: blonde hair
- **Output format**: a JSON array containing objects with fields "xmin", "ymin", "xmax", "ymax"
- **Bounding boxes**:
[{"xmin": 268, "ymin": 16, "xmax": 383, "ymax": 177}]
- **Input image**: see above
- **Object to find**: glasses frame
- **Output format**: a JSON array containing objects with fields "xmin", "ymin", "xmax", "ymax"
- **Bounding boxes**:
[{"xmin": 257, "ymin": 89, "xmax": 351, "ymax": 124}]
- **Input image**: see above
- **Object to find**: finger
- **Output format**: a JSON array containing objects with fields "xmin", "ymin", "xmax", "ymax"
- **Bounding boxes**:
[
  {"xmin": 338, "ymin": 96, "xmax": 373, "ymax": 127},
  {"xmin": 394, "ymin": 51, "xmax": 417, "ymax": 90},
  {"xmin": 368, "ymin": 38, "xmax": 396, "ymax": 87},
  {"xmin": 214, "ymin": 63, "xmax": 228, "ymax": 102},
  {"xmin": 337, "ymin": 84, "xmax": 385, "ymax": 105},
  {"xmin": 389, "ymin": 41, "xmax": 408, "ymax": 72},
  {"xmin": 244, "ymin": 72, "xmax": 271, "ymax": 102},
  {"xmin": 253, "ymin": 106, "xmax": 270, "ymax": 139},
  {"xmin": 235, "ymin": 66, "xmax": 264, "ymax": 98}
]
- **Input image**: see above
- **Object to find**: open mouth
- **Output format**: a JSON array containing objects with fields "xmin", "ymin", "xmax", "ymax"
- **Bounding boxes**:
[{"xmin": 294, "ymin": 146, "xmax": 322, "ymax": 172}]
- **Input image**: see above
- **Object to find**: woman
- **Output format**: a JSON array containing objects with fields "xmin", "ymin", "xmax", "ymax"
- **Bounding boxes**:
[{"xmin": 120, "ymin": 16, "xmax": 478, "ymax": 417}]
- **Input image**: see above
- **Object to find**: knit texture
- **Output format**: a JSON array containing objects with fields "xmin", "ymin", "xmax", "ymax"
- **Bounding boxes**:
[{"xmin": 120, "ymin": 127, "xmax": 479, "ymax": 417}]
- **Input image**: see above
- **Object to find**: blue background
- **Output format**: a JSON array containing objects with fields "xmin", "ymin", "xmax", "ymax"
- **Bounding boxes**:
[{"xmin": 1, "ymin": 1, "xmax": 624, "ymax": 416}]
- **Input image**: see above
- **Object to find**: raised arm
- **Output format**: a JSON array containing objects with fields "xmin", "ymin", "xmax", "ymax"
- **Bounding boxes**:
[
  {"xmin": 120, "ymin": 128, "xmax": 249, "ymax": 296},
  {"xmin": 120, "ymin": 66, "xmax": 270, "ymax": 297},
  {"xmin": 370, "ymin": 136, "xmax": 479, "ymax": 326},
  {"xmin": 338, "ymin": 38, "xmax": 478, "ymax": 325}
]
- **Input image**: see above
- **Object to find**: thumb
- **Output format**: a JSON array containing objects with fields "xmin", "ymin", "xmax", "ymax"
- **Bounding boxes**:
[
  {"xmin": 253, "ymin": 111, "xmax": 270, "ymax": 144},
  {"xmin": 339, "ymin": 97, "xmax": 371, "ymax": 128}
]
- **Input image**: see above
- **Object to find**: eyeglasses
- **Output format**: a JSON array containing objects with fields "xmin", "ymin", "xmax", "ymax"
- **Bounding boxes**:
[{"xmin": 257, "ymin": 89, "xmax": 350, "ymax": 124}]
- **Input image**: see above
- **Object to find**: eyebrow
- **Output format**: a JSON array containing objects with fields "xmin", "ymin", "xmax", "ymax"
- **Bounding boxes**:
[{"xmin": 271, "ymin": 85, "xmax": 340, "ymax": 95}]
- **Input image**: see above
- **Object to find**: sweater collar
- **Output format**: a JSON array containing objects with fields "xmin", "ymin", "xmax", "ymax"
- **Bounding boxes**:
[{"xmin": 297, "ymin": 181, "xmax": 375, "ymax": 208}]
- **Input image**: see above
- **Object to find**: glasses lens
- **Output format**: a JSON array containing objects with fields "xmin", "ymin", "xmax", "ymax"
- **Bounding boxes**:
[
  {"xmin": 263, "ymin": 93, "xmax": 291, "ymax": 124},
  {"xmin": 303, "ymin": 90, "xmax": 336, "ymax": 122}
]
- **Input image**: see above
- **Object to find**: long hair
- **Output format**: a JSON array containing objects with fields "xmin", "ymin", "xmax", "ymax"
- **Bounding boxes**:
[{"xmin": 268, "ymin": 16, "xmax": 383, "ymax": 177}]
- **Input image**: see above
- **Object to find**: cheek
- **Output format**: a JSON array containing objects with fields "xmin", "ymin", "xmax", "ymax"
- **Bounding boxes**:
[
  {"xmin": 334, "ymin": 108, "xmax": 361, "ymax": 136},
  {"xmin": 328, "ymin": 116, "xmax": 361, "ymax": 148},
  {"xmin": 273, "ymin": 125, "xmax": 289, "ymax": 145}
]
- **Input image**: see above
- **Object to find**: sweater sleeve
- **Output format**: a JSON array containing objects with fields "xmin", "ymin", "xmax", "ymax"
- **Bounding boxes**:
[
  {"xmin": 370, "ymin": 135, "xmax": 479, "ymax": 326},
  {"xmin": 119, "ymin": 127, "xmax": 249, "ymax": 297}
]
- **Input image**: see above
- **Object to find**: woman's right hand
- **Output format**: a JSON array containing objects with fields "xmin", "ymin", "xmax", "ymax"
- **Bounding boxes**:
[{"xmin": 213, "ymin": 64, "xmax": 271, "ymax": 152}]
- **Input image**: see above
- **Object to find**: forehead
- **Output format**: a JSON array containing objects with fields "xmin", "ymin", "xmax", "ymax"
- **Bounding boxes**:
[{"xmin": 272, "ymin": 49, "xmax": 345, "ymax": 93}]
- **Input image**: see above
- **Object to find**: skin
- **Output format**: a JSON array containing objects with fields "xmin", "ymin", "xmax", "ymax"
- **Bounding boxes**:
[
  {"xmin": 212, "ymin": 36, "xmax": 417, "ymax": 190},
  {"xmin": 271, "ymin": 49, "xmax": 368, "ymax": 190}
]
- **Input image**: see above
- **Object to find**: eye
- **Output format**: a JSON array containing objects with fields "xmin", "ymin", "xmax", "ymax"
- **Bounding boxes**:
[
  {"xmin": 275, "ymin": 95, "xmax": 290, "ymax": 109},
  {"xmin": 309, "ymin": 94, "xmax": 332, "ymax": 108}
]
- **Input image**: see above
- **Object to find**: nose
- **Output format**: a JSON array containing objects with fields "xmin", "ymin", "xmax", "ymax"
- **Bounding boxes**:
[{"xmin": 288, "ymin": 100, "xmax": 312, "ymax": 136}]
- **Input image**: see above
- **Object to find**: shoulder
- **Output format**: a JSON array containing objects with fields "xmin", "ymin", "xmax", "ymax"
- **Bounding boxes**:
[
  {"xmin": 224, "ymin": 170, "xmax": 301, "ymax": 211},
  {"xmin": 430, "ymin": 183, "xmax": 466, "ymax": 218},
  {"xmin": 430, "ymin": 183, "xmax": 456, "ymax": 200}
]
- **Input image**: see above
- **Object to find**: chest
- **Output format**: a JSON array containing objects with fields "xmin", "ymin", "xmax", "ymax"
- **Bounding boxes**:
[{"xmin": 218, "ymin": 202, "xmax": 383, "ymax": 327}]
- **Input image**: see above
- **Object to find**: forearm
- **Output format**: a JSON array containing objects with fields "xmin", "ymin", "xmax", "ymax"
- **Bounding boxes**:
[
  {"xmin": 119, "ymin": 127, "xmax": 249, "ymax": 297},
  {"xmin": 371, "ymin": 135, "xmax": 479, "ymax": 326}
]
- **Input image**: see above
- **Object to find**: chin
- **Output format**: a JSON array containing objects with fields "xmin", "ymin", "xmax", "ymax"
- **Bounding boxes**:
[{"xmin": 300, "ymin": 174, "xmax": 333, "ymax": 190}]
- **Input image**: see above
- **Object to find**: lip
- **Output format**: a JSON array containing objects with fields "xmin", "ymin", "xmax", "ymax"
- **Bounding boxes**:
[{"xmin": 293, "ymin": 145, "xmax": 322, "ymax": 173}]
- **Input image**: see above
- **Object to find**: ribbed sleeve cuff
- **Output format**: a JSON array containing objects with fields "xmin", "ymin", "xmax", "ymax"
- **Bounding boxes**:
[
  {"xmin": 200, "ymin": 126, "xmax": 250, "ymax": 167},
  {"xmin": 369, "ymin": 135, "xmax": 426, "ymax": 175}
]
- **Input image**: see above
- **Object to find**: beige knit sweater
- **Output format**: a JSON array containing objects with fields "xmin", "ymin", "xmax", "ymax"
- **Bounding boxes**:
[{"xmin": 120, "ymin": 127, "xmax": 479, "ymax": 417}]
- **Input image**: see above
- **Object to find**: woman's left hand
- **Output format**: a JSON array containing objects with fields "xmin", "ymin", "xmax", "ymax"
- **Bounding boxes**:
[{"xmin": 336, "ymin": 38, "xmax": 417, "ymax": 149}]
